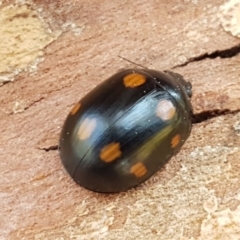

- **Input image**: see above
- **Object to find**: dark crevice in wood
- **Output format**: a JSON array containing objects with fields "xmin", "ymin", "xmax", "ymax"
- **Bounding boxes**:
[
  {"xmin": 24, "ymin": 97, "xmax": 45, "ymax": 111},
  {"xmin": 4, "ymin": 97, "xmax": 45, "ymax": 116},
  {"xmin": 192, "ymin": 109, "xmax": 240, "ymax": 124},
  {"xmin": 173, "ymin": 43, "xmax": 240, "ymax": 68},
  {"xmin": 38, "ymin": 145, "xmax": 59, "ymax": 151},
  {"xmin": 40, "ymin": 110, "xmax": 240, "ymax": 152},
  {"xmin": 5, "ymin": 84, "xmax": 73, "ymax": 116}
]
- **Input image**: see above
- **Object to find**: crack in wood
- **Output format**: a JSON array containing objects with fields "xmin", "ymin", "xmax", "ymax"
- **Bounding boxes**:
[
  {"xmin": 39, "ymin": 110, "xmax": 240, "ymax": 152},
  {"xmin": 173, "ymin": 43, "xmax": 240, "ymax": 68},
  {"xmin": 6, "ymin": 97, "xmax": 45, "ymax": 116},
  {"xmin": 192, "ymin": 109, "xmax": 240, "ymax": 124},
  {"xmin": 22, "ymin": 96, "xmax": 45, "ymax": 111},
  {"xmin": 4, "ymin": 84, "xmax": 74, "ymax": 116},
  {"xmin": 38, "ymin": 145, "xmax": 59, "ymax": 151}
]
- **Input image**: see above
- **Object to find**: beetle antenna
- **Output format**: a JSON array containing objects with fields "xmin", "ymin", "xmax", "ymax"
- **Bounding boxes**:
[{"xmin": 118, "ymin": 55, "xmax": 148, "ymax": 69}]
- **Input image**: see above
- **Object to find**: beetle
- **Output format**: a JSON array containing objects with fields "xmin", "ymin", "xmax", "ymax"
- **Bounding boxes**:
[{"xmin": 59, "ymin": 68, "xmax": 193, "ymax": 193}]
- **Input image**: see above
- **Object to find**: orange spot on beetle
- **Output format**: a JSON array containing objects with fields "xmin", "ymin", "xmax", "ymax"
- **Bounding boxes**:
[
  {"xmin": 77, "ymin": 118, "xmax": 97, "ymax": 140},
  {"xmin": 70, "ymin": 102, "xmax": 81, "ymax": 115},
  {"xmin": 156, "ymin": 99, "xmax": 176, "ymax": 121},
  {"xmin": 130, "ymin": 162, "xmax": 147, "ymax": 178},
  {"xmin": 100, "ymin": 142, "xmax": 122, "ymax": 163},
  {"xmin": 123, "ymin": 73, "xmax": 146, "ymax": 88},
  {"xmin": 171, "ymin": 134, "xmax": 181, "ymax": 148}
]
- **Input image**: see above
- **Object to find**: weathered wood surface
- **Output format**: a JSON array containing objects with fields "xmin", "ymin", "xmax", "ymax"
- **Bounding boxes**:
[{"xmin": 0, "ymin": 0, "xmax": 240, "ymax": 239}]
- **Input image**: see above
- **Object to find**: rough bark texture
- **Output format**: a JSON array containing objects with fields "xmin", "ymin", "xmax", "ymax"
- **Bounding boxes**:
[{"xmin": 0, "ymin": 0, "xmax": 240, "ymax": 239}]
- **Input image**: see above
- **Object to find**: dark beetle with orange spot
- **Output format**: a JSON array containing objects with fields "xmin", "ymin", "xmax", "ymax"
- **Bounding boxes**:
[{"xmin": 59, "ymin": 69, "xmax": 193, "ymax": 193}]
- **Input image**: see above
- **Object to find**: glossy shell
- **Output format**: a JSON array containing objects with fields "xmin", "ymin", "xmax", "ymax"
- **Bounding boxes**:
[{"xmin": 59, "ymin": 69, "xmax": 193, "ymax": 193}]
